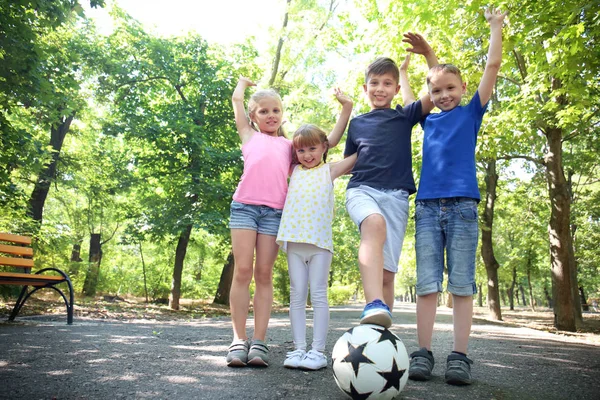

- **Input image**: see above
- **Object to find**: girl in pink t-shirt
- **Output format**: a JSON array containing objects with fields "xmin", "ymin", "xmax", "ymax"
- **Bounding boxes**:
[{"xmin": 226, "ymin": 77, "xmax": 293, "ymax": 367}]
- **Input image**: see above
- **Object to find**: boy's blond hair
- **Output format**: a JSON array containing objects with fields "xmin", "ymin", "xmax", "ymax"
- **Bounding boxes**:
[
  {"xmin": 365, "ymin": 57, "xmax": 399, "ymax": 84},
  {"xmin": 426, "ymin": 64, "xmax": 463, "ymax": 86}
]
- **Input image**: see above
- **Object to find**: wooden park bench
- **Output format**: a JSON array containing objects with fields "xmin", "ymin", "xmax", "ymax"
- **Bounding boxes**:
[{"xmin": 0, "ymin": 233, "xmax": 74, "ymax": 324}]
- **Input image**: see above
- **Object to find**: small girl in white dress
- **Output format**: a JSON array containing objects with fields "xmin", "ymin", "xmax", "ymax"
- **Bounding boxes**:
[{"xmin": 277, "ymin": 123, "xmax": 357, "ymax": 370}]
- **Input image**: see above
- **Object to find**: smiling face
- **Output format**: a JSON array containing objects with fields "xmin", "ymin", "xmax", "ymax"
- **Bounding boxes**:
[
  {"xmin": 427, "ymin": 70, "xmax": 466, "ymax": 112},
  {"xmin": 295, "ymin": 142, "xmax": 327, "ymax": 169},
  {"xmin": 249, "ymin": 96, "xmax": 283, "ymax": 136},
  {"xmin": 363, "ymin": 72, "xmax": 400, "ymax": 110}
]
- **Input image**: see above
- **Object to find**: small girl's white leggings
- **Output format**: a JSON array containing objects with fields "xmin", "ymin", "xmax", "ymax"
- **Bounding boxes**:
[{"xmin": 286, "ymin": 242, "xmax": 332, "ymax": 352}]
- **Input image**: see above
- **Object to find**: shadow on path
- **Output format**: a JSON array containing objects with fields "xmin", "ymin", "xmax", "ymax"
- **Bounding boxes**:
[{"xmin": 1, "ymin": 303, "xmax": 599, "ymax": 399}]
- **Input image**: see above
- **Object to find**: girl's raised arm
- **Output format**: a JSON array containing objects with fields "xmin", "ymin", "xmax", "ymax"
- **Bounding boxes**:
[
  {"xmin": 327, "ymin": 88, "xmax": 353, "ymax": 148},
  {"xmin": 232, "ymin": 77, "xmax": 256, "ymax": 144},
  {"xmin": 330, "ymin": 152, "xmax": 357, "ymax": 181}
]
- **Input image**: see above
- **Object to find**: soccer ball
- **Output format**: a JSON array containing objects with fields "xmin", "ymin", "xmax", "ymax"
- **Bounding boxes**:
[{"xmin": 331, "ymin": 324, "xmax": 409, "ymax": 400}]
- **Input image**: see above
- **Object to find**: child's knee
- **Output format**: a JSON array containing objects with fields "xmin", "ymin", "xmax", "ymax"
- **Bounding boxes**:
[
  {"xmin": 383, "ymin": 270, "xmax": 395, "ymax": 286},
  {"xmin": 360, "ymin": 214, "xmax": 387, "ymax": 238}
]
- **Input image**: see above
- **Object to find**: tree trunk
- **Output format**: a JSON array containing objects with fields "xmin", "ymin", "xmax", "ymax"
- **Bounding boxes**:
[
  {"xmin": 545, "ymin": 126, "xmax": 577, "ymax": 331},
  {"xmin": 28, "ymin": 114, "xmax": 74, "ymax": 224},
  {"xmin": 481, "ymin": 159, "xmax": 502, "ymax": 320},
  {"xmin": 268, "ymin": 0, "xmax": 292, "ymax": 87},
  {"xmin": 70, "ymin": 240, "xmax": 83, "ymax": 262},
  {"xmin": 508, "ymin": 266, "xmax": 516, "ymax": 310},
  {"xmin": 213, "ymin": 251, "xmax": 235, "ymax": 306},
  {"xmin": 170, "ymin": 224, "xmax": 193, "ymax": 310},
  {"xmin": 500, "ymin": 287, "xmax": 506, "ymax": 307},
  {"xmin": 526, "ymin": 249, "xmax": 536, "ymax": 311},
  {"xmin": 409, "ymin": 286, "xmax": 415, "ymax": 303},
  {"xmin": 519, "ymin": 284, "xmax": 527, "ymax": 307},
  {"xmin": 83, "ymin": 233, "xmax": 102, "ymax": 296},
  {"xmin": 139, "ymin": 241, "xmax": 149, "ymax": 303},
  {"xmin": 544, "ymin": 286, "xmax": 553, "ymax": 308},
  {"xmin": 579, "ymin": 287, "xmax": 589, "ymax": 312},
  {"xmin": 477, "ymin": 283, "xmax": 483, "ymax": 307}
]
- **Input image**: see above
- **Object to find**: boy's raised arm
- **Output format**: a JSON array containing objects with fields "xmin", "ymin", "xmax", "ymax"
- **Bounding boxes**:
[
  {"xmin": 399, "ymin": 54, "xmax": 417, "ymax": 106},
  {"xmin": 327, "ymin": 88, "xmax": 353, "ymax": 148},
  {"xmin": 478, "ymin": 8, "xmax": 508, "ymax": 106},
  {"xmin": 232, "ymin": 77, "xmax": 256, "ymax": 144},
  {"xmin": 402, "ymin": 32, "xmax": 439, "ymax": 115}
]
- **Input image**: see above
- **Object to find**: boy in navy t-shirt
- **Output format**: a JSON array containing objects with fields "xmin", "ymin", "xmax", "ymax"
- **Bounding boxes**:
[
  {"xmin": 400, "ymin": 8, "xmax": 508, "ymax": 386},
  {"xmin": 344, "ymin": 49, "xmax": 437, "ymax": 328}
]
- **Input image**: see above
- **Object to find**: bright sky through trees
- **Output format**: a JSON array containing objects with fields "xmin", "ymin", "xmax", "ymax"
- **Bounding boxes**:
[{"xmin": 85, "ymin": 0, "xmax": 284, "ymax": 46}]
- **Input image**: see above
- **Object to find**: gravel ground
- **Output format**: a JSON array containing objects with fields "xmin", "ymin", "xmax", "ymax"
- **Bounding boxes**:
[{"xmin": 1, "ymin": 303, "xmax": 599, "ymax": 400}]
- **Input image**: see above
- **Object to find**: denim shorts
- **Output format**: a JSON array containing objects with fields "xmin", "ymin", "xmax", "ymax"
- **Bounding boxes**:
[
  {"xmin": 414, "ymin": 197, "xmax": 478, "ymax": 296},
  {"xmin": 228, "ymin": 201, "xmax": 282, "ymax": 236},
  {"xmin": 346, "ymin": 185, "xmax": 410, "ymax": 273}
]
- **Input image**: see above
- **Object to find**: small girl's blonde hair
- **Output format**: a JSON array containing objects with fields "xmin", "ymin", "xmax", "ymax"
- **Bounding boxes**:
[
  {"xmin": 292, "ymin": 124, "xmax": 329, "ymax": 164},
  {"xmin": 247, "ymin": 89, "xmax": 286, "ymax": 137}
]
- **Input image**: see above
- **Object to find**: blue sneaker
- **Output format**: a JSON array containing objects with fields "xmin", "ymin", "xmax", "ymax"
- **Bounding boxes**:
[{"xmin": 360, "ymin": 299, "xmax": 392, "ymax": 328}]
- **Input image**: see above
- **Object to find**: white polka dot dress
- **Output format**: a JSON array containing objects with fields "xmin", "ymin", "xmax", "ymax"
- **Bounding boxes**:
[{"xmin": 276, "ymin": 163, "xmax": 334, "ymax": 253}]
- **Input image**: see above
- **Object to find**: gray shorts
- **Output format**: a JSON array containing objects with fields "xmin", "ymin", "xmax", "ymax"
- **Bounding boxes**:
[
  {"xmin": 228, "ymin": 201, "xmax": 282, "ymax": 236},
  {"xmin": 345, "ymin": 185, "xmax": 410, "ymax": 273}
]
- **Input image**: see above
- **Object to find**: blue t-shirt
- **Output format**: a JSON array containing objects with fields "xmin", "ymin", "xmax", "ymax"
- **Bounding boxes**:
[
  {"xmin": 344, "ymin": 101, "xmax": 422, "ymax": 194},
  {"xmin": 416, "ymin": 91, "xmax": 488, "ymax": 201}
]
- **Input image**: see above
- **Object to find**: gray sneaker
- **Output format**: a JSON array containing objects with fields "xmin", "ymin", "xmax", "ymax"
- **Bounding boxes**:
[
  {"xmin": 445, "ymin": 353, "xmax": 473, "ymax": 385},
  {"xmin": 226, "ymin": 339, "xmax": 249, "ymax": 367},
  {"xmin": 247, "ymin": 339, "xmax": 269, "ymax": 367},
  {"xmin": 409, "ymin": 347, "xmax": 435, "ymax": 381}
]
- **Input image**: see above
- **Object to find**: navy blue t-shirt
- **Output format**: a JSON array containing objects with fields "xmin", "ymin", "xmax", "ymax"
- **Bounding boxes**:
[{"xmin": 344, "ymin": 101, "xmax": 422, "ymax": 194}]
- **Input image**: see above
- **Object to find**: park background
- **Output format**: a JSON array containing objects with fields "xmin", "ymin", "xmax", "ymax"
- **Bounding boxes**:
[{"xmin": 1, "ymin": 0, "xmax": 599, "ymax": 333}]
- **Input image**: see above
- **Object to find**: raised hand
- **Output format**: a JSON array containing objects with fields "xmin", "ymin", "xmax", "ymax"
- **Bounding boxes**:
[
  {"xmin": 402, "ymin": 32, "xmax": 433, "ymax": 55},
  {"xmin": 485, "ymin": 8, "xmax": 508, "ymax": 26},
  {"xmin": 334, "ymin": 88, "xmax": 352, "ymax": 107},
  {"xmin": 238, "ymin": 76, "xmax": 257, "ymax": 87}
]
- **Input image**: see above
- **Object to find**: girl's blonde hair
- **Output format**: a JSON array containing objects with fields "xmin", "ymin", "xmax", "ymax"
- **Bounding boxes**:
[
  {"xmin": 292, "ymin": 124, "xmax": 329, "ymax": 164},
  {"xmin": 247, "ymin": 89, "xmax": 286, "ymax": 137}
]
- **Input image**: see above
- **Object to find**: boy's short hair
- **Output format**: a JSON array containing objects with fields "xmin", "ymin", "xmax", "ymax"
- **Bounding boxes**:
[
  {"xmin": 365, "ymin": 57, "xmax": 399, "ymax": 84},
  {"xmin": 426, "ymin": 64, "xmax": 463, "ymax": 86}
]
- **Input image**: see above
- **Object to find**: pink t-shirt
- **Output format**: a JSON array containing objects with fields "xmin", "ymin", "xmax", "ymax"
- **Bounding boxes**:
[{"xmin": 232, "ymin": 131, "xmax": 293, "ymax": 209}]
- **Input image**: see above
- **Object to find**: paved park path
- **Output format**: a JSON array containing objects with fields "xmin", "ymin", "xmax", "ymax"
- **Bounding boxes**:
[{"xmin": 1, "ymin": 303, "xmax": 599, "ymax": 399}]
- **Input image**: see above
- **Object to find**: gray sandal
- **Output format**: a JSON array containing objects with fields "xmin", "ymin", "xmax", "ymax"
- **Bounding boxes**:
[{"xmin": 247, "ymin": 339, "xmax": 269, "ymax": 367}]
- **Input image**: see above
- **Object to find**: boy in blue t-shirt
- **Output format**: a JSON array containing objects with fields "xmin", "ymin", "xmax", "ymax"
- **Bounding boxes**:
[
  {"xmin": 343, "ymin": 50, "xmax": 437, "ymax": 328},
  {"xmin": 400, "ymin": 8, "xmax": 508, "ymax": 386}
]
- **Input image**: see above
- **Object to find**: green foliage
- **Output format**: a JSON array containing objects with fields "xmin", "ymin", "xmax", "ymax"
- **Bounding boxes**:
[{"xmin": 2, "ymin": 0, "xmax": 599, "ymax": 310}]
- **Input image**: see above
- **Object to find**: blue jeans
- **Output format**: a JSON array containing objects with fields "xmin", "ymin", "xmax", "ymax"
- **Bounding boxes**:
[
  {"xmin": 415, "ymin": 198, "xmax": 478, "ymax": 296},
  {"xmin": 228, "ymin": 201, "xmax": 282, "ymax": 236}
]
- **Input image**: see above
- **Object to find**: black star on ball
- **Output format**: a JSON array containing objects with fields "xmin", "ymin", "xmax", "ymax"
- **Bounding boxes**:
[
  {"xmin": 374, "ymin": 326, "xmax": 401, "ymax": 350},
  {"xmin": 342, "ymin": 342, "xmax": 374, "ymax": 376},
  {"xmin": 344, "ymin": 381, "xmax": 373, "ymax": 400},
  {"xmin": 378, "ymin": 358, "xmax": 406, "ymax": 393}
]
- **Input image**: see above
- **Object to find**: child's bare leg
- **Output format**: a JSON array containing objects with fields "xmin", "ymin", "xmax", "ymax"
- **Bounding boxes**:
[
  {"xmin": 382, "ymin": 270, "xmax": 396, "ymax": 310},
  {"xmin": 451, "ymin": 294, "xmax": 473, "ymax": 354},
  {"xmin": 416, "ymin": 292, "xmax": 438, "ymax": 350},
  {"xmin": 230, "ymin": 229, "xmax": 257, "ymax": 341},
  {"xmin": 358, "ymin": 214, "xmax": 386, "ymax": 303},
  {"xmin": 252, "ymin": 233, "xmax": 279, "ymax": 341}
]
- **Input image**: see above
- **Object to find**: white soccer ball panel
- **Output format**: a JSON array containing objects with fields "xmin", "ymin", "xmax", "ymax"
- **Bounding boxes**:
[{"xmin": 331, "ymin": 325, "xmax": 409, "ymax": 399}]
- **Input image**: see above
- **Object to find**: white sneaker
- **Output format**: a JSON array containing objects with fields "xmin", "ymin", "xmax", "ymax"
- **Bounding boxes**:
[
  {"xmin": 283, "ymin": 349, "xmax": 306, "ymax": 369},
  {"xmin": 299, "ymin": 349, "xmax": 327, "ymax": 370}
]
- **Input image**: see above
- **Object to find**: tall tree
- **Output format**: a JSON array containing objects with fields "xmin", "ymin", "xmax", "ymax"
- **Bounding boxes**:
[{"xmin": 97, "ymin": 9, "xmax": 256, "ymax": 309}]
